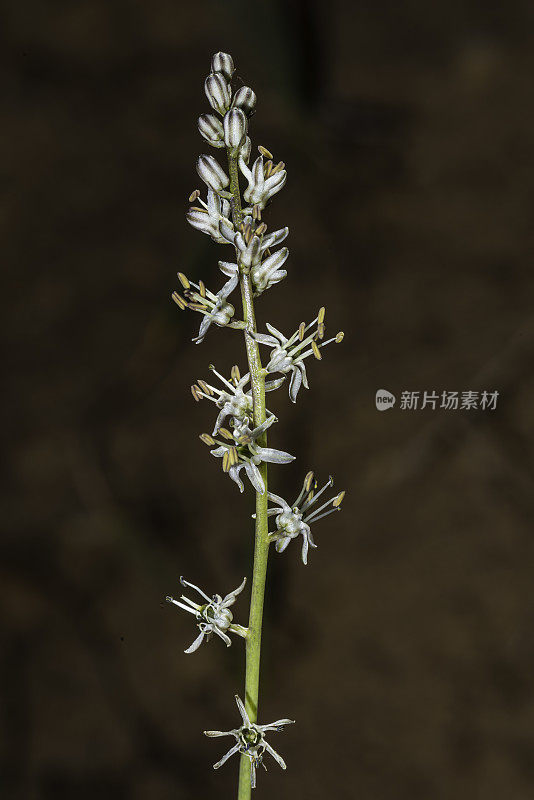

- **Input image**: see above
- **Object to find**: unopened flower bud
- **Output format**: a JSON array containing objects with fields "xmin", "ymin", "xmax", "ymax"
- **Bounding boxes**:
[
  {"xmin": 205, "ymin": 72, "xmax": 232, "ymax": 115},
  {"xmin": 224, "ymin": 108, "xmax": 248, "ymax": 153},
  {"xmin": 211, "ymin": 51, "xmax": 235, "ymax": 81},
  {"xmin": 232, "ymin": 86, "xmax": 256, "ymax": 116},
  {"xmin": 197, "ymin": 155, "xmax": 230, "ymax": 192},
  {"xmin": 198, "ymin": 113, "xmax": 225, "ymax": 148}
]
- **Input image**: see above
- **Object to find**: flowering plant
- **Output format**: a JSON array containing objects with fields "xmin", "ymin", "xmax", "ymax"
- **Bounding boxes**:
[{"xmin": 166, "ymin": 51, "xmax": 345, "ymax": 797}]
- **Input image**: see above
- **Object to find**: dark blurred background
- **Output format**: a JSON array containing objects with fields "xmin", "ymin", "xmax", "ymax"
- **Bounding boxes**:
[{"xmin": 2, "ymin": 0, "xmax": 534, "ymax": 798}]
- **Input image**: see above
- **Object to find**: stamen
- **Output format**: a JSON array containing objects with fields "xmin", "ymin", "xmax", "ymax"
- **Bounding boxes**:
[
  {"xmin": 252, "ymin": 204, "xmax": 262, "ymax": 221},
  {"xmin": 336, "ymin": 331, "xmax": 344, "ymax": 343},
  {"xmin": 292, "ymin": 471, "xmax": 315, "ymax": 507},
  {"xmin": 198, "ymin": 280, "xmax": 206, "ymax": 298},
  {"xmin": 199, "ymin": 433, "xmax": 216, "ymax": 446},
  {"xmin": 301, "ymin": 476, "xmax": 334, "ymax": 512},
  {"xmin": 172, "ymin": 292, "xmax": 187, "ymax": 310},
  {"xmin": 305, "ymin": 493, "xmax": 338, "ymax": 523},
  {"xmin": 219, "ymin": 428, "xmax": 234, "ymax": 441},
  {"xmin": 209, "ymin": 364, "xmax": 236, "ymax": 392},
  {"xmin": 264, "ymin": 160, "xmax": 273, "ymax": 178},
  {"xmin": 178, "ymin": 272, "xmax": 190, "ymax": 289},
  {"xmin": 258, "ymin": 145, "xmax": 273, "ymax": 159},
  {"xmin": 197, "ymin": 379, "xmax": 213, "ymax": 395},
  {"xmin": 231, "ymin": 364, "xmax": 241, "ymax": 384},
  {"xmin": 298, "ymin": 322, "xmax": 306, "ymax": 341},
  {"xmin": 191, "ymin": 384, "xmax": 202, "ymax": 401},
  {"xmin": 222, "ymin": 450, "xmax": 231, "ymax": 472},
  {"xmin": 255, "ymin": 222, "xmax": 267, "ymax": 236},
  {"xmin": 179, "ymin": 577, "xmax": 212, "ymax": 603},
  {"xmin": 333, "ymin": 491, "xmax": 345, "ymax": 507},
  {"xmin": 188, "ymin": 189, "xmax": 200, "ymax": 202},
  {"xmin": 311, "ymin": 341, "xmax": 322, "ymax": 360}
]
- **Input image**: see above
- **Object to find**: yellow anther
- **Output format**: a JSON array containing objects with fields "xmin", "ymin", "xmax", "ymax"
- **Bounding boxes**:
[
  {"xmin": 191, "ymin": 384, "xmax": 202, "ymax": 401},
  {"xmin": 258, "ymin": 145, "xmax": 273, "ymax": 159},
  {"xmin": 219, "ymin": 428, "xmax": 233, "ymax": 441},
  {"xmin": 199, "ymin": 433, "xmax": 215, "ymax": 446},
  {"xmin": 178, "ymin": 272, "xmax": 190, "ymax": 289},
  {"xmin": 298, "ymin": 322, "xmax": 306, "ymax": 341},
  {"xmin": 304, "ymin": 471, "xmax": 314, "ymax": 492},
  {"xmin": 335, "ymin": 331, "xmax": 344, "ymax": 343},
  {"xmin": 318, "ymin": 306, "xmax": 326, "ymax": 324},
  {"xmin": 198, "ymin": 280, "xmax": 206, "ymax": 298},
  {"xmin": 255, "ymin": 222, "xmax": 267, "ymax": 236},
  {"xmin": 333, "ymin": 491, "xmax": 345, "ymax": 508},
  {"xmin": 172, "ymin": 292, "xmax": 186, "ymax": 310},
  {"xmin": 231, "ymin": 365, "xmax": 241, "ymax": 384},
  {"xmin": 188, "ymin": 189, "xmax": 200, "ymax": 202},
  {"xmin": 311, "ymin": 340, "xmax": 322, "ymax": 360},
  {"xmin": 197, "ymin": 379, "xmax": 212, "ymax": 395}
]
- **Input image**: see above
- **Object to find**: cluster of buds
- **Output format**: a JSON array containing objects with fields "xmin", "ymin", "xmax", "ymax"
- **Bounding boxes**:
[{"xmin": 167, "ymin": 51, "xmax": 347, "ymax": 790}]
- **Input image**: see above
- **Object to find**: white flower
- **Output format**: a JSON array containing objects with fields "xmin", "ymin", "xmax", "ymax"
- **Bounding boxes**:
[
  {"xmin": 254, "ymin": 308, "xmax": 344, "ymax": 402},
  {"xmin": 191, "ymin": 364, "xmax": 285, "ymax": 435},
  {"xmin": 239, "ymin": 154, "xmax": 287, "ymax": 211},
  {"xmin": 198, "ymin": 113, "xmax": 225, "ymax": 148},
  {"xmin": 172, "ymin": 272, "xmax": 244, "ymax": 344},
  {"xmin": 217, "ymin": 223, "xmax": 289, "ymax": 294},
  {"xmin": 197, "ymin": 154, "xmax": 230, "ymax": 193},
  {"xmin": 200, "ymin": 416, "xmax": 295, "ymax": 494},
  {"xmin": 262, "ymin": 472, "xmax": 346, "ymax": 564},
  {"xmin": 232, "ymin": 85, "xmax": 256, "ymax": 116},
  {"xmin": 223, "ymin": 108, "xmax": 248, "ymax": 154},
  {"xmin": 166, "ymin": 577, "xmax": 247, "ymax": 653},
  {"xmin": 204, "ymin": 72, "xmax": 232, "ymax": 115},
  {"xmin": 204, "ymin": 695, "xmax": 295, "ymax": 789},
  {"xmin": 186, "ymin": 189, "xmax": 234, "ymax": 244},
  {"xmin": 211, "ymin": 52, "xmax": 235, "ymax": 81}
]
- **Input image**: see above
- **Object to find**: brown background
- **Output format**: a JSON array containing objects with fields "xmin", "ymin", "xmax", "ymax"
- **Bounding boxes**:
[{"xmin": 2, "ymin": 1, "xmax": 534, "ymax": 798}]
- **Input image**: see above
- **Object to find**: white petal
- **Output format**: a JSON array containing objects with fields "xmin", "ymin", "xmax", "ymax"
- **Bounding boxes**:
[
  {"xmin": 263, "ymin": 741, "xmax": 287, "ymax": 770},
  {"xmin": 254, "ymin": 446, "xmax": 295, "ymax": 464},
  {"xmin": 213, "ymin": 742, "xmax": 241, "ymax": 769},
  {"xmin": 184, "ymin": 629, "xmax": 206, "ymax": 654},
  {"xmin": 234, "ymin": 695, "xmax": 251, "ymax": 727}
]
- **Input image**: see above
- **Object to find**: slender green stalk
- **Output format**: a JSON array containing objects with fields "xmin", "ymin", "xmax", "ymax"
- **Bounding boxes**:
[{"xmin": 227, "ymin": 152, "xmax": 270, "ymax": 800}]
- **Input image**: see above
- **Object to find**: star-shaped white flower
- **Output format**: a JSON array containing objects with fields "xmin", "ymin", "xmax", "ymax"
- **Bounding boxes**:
[
  {"xmin": 204, "ymin": 695, "xmax": 295, "ymax": 789},
  {"xmin": 239, "ymin": 153, "xmax": 286, "ymax": 211},
  {"xmin": 261, "ymin": 472, "xmax": 345, "ymax": 564},
  {"xmin": 166, "ymin": 577, "xmax": 247, "ymax": 653},
  {"xmin": 172, "ymin": 272, "xmax": 245, "ymax": 344},
  {"xmin": 186, "ymin": 189, "xmax": 234, "ymax": 244},
  {"xmin": 191, "ymin": 364, "xmax": 284, "ymax": 435},
  {"xmin": 254, "ymin": 308, "xmax": 344, "ymax": 402}
]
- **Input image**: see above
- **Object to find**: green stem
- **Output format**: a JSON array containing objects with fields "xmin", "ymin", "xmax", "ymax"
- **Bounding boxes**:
[{"xmin": 227, "ymin": 152, "xmax": 270, "ymax": 800}]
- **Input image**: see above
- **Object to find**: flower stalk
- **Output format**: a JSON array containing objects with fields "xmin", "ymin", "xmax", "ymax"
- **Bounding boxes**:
[{"xmin": 227, "ymin": 149, "xmax": 271, "ymax": 800}]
